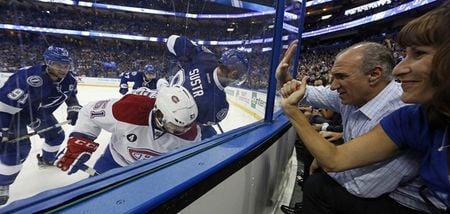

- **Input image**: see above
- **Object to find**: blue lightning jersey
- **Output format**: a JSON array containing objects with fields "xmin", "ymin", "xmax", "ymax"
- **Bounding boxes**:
[
  {"xmin": 119, "ymin": 71, "xmax": 157, "ymax": 90},
  {"xmin": 0, "ymin": 64, "xmax": 79, "ymax": 129},
  {"xmin": 167, "ymin": 35, "xmax": 229, "ymax": 125}
]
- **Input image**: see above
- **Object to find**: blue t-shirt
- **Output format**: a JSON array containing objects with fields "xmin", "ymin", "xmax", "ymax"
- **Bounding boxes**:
[{"xmin": 380, "ymin": 105, "xmax": 449, "ymax": 205}]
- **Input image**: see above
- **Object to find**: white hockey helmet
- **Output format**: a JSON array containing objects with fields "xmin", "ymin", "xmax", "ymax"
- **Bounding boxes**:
[{"xmin": 154, "ymin": 85, "xmax": 198, "ymax": 134}]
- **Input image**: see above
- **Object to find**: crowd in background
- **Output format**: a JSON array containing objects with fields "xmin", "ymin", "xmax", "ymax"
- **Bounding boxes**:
[
  {"xmin": 0, "ymin": 0, "xmax": 406, "ymax": 91},
  {"xmin": 0, "ymin": 1, "xmax": 266, "ymax": 41},
  {"xmin": 0, "ymin": 0, "xmax": 415, "ymax": 46},
  {"xmin": 0, "ymin": 29, "xmax": 404, "ymax": 91}
]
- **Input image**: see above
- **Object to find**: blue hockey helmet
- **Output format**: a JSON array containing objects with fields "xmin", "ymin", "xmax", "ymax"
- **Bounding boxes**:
[
  {"xmin": 219, "ymin": 49, "xmax": 249, "ymax": 74},
  {"xmin": 143, "ymin": 64, "xmax": 156, "ymax": 75},
  {"xmin": 43, "ymin": 46, "xmax": 72, "ymax": 65}
]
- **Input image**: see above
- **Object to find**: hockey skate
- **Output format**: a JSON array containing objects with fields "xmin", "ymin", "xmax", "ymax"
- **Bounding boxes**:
[
  {"xmin": 0, "ymin": 185, "xmax": 9, "ymax": 205},
  {"xmin": 36, "ymin": 154, "xmax": 55, "ymax": 168}
]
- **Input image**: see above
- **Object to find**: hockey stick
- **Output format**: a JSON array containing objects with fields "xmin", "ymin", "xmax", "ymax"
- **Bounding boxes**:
[
  {"xmin": 80, "ymin": 164, "xmax": 100, "ymax": 176},
  {"xmin": 55, "ymin": 149, "xmax": 100, "ymax": 176},
  {"xmin": 6, "ymin": 120, "xmax": 71, "ymax": 143},
  {"xmin": 216, "ymin": 123, "xmax": 224, "ymax": 134}
]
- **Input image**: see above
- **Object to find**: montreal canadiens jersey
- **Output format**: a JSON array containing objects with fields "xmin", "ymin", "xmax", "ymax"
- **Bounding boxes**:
[
  {"xmin": 120, "ymin": 71, "xmax": 157, "ymax": 90},
  {"xmin": 71, "ymin": 91, "xmax": 201, "ymax": 166},
  {"xmin": 167, "ymin": 35, "xmax": 229, "ymax": 125},
  {"xmin": 0, "ymin": 64, "xmax": 78, "ymax": 128}
]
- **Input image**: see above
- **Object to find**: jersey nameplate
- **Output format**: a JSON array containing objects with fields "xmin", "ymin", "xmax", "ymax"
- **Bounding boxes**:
[{"xmin": 189, "ymin": 68, "xmax": 204, "ymax": 97}]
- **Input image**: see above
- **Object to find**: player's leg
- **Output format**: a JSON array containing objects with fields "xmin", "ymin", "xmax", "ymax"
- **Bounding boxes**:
[
  {"xmin": 0, "ymin": 122, "xmax": 32, "ymax": 205},
  {"xmin": 35, "ymin": 114, "xmax": 65, "ymax": 166},
  {"xmin": 92, "ymin": 145, "xmax": 122, "ymax": 175}
]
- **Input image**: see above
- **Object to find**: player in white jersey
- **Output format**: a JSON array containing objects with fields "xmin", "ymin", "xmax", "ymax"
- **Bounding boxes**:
[{"xmin": 56, "ymin": 86, "xmax": 201, "ymax": 174}]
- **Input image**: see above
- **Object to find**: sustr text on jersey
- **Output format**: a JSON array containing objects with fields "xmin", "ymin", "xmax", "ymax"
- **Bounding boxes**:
[{"xmin": 189, "ymin": 69, "xmax": 204, "ymax": 97}]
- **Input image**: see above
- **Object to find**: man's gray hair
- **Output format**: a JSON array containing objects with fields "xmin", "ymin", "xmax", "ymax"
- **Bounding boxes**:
[{"xmin": 338, "ymin": 42, "xmax": 396, "ymax": 81}]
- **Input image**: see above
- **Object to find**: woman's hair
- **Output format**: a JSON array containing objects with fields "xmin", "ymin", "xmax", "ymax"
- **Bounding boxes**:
[
  {"xmin": 397, "ymin": 3, "xmax": 450, "ymax": 127},
  {"xmin": 428, "ymin": 39, "xmax": 450, "ymax": 126},
  {"xmin": 397, "ymin": 2, "xmax": 450, "ymax": 49}
]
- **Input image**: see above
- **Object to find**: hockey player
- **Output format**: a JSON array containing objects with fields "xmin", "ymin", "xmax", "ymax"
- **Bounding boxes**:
[
  {"xmin": 119, "ymin": 63, "xmax": 158, "ymax": 94},
  {"xmin": 56, "ymin": 85, "xmax": 201, "ymax": 175},
  {"xmin": 0, "ymin": 46, "xmax": 81, "ymax": 205},
  {"xmin": 166, "ymin": 35, "xmax": 249, "ymax": 139}
]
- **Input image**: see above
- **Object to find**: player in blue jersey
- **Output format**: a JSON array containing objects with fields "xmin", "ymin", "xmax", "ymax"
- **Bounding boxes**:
[
  {"xmin": 0, "ymin": 46, "xmax": 81, "ymax": 205},
  {"xmin": 119, "ymin": 63, "xmax": 158, "ymax": 95},
  {"xmin": 166, "ymin": 35, "xmax": 249, "ymax": 140}
]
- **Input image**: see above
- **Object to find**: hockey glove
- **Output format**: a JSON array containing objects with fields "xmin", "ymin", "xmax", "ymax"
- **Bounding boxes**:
[
  {"xmin": 119, "ymin": 83, "xmax": 129, "ymax": 95},
  {"xmin": 67, "ymin": 105, "xmax": 82, "ymax": 125},
  {"xmin": 119, "ymin": 87, "xmax": 128, "ymax": 95},
  {"xmin": 0, "ymin": 128, "xmax": 10, "ymax": 143},
  {"xmin": 56, "ymin": 136, "xmax": 99, "ymax": 175}
]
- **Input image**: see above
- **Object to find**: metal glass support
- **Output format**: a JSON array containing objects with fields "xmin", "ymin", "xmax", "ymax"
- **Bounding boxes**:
[{"xmin": 264, "ymin": 0, "xmax": 285, "ymax": 122}]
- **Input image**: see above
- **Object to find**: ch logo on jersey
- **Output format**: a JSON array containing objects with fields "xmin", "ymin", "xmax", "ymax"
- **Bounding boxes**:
[
  {"xmin": 126, "ymin": 134, "xmax": 137, "ymax": 142},
  {"xmin": 26, "ymin": 76, "xmax": 43, "ymax": 87},
  {"xmin": 128, "ymin": 148, "xmax": 162, "ymax": 161}
]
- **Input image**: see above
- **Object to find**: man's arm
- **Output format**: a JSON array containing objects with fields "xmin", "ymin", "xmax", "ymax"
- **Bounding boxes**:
[
  {"xmin": 119, "ymin": 72, "xmax": 130, "ymax": 94},
  {"xmin": 166, "ymin": 35, "xmax": 198, "ymax": 60},
  {"xmin": 0, "ymin": 71, "xmax": 31, "ymax": 114},
  {"xmin": 65, "ymin": 84, "xmax": 82, "ymax": 125},
  {"xmin": 280, "ymin": 79, "xmax": 398, "ymax": 172},
  {"xmin": 70, "ymin": 98, "xmax": 119, "ymax": 139},
  {"xmin": 0, "ymin": 70, "xmax": 32, "ymax": 140}
]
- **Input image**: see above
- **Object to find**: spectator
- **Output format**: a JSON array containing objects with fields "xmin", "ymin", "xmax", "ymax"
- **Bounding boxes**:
[
  {"xmin": 280, "ymin": 3, "xmax": 450, "ymax": 213},
  {"xmin": 277, "ymin": 40, "xmax": 421, "ymax": 214}
]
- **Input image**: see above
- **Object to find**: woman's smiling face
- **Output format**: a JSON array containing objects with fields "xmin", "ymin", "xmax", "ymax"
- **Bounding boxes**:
[{"xmin": 393, "ymin": 45, "xmax": 437, "ymax": 104}]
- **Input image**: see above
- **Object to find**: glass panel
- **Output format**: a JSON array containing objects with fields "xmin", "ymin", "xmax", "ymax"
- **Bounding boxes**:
[
  {"xmin": 271, "ymin": 0, "xmax": 304, "ymax": 118},
  {"xmin": 0, "ymin": 0, "xmax": 277, "ymax": 206}
]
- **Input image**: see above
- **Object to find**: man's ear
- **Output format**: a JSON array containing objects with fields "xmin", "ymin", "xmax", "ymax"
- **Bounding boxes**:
[{"xmin": 368, "ymin": 67, "xmax": 383, "ymax": 85}]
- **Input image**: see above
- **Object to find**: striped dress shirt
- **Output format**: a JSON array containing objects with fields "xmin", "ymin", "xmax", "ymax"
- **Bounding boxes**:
[{"xmin": 301, "ymin": 81, "xmax": 424, "ymax": 203}]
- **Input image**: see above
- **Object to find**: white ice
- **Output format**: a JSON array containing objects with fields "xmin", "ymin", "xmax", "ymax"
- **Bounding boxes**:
[{"xmin": 2, "ymin": 85, "xmax": 257, "ymax": 207}]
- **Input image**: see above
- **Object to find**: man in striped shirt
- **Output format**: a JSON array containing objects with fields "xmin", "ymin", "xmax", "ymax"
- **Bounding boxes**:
[{"xmin": 277, "ymin": 41, "xmax": 429, "ymax": 213}]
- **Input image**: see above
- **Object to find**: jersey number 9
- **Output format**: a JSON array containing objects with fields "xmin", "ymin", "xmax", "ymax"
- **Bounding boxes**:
[{"xmin": 7, "ymin": 88, "xmax": 29, "ymax": 104}]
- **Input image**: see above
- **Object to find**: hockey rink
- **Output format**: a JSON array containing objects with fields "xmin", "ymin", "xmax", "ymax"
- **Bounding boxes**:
[{"xmin": 3, "ymin": 85, "xmax": 257, "ymax": 207}]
